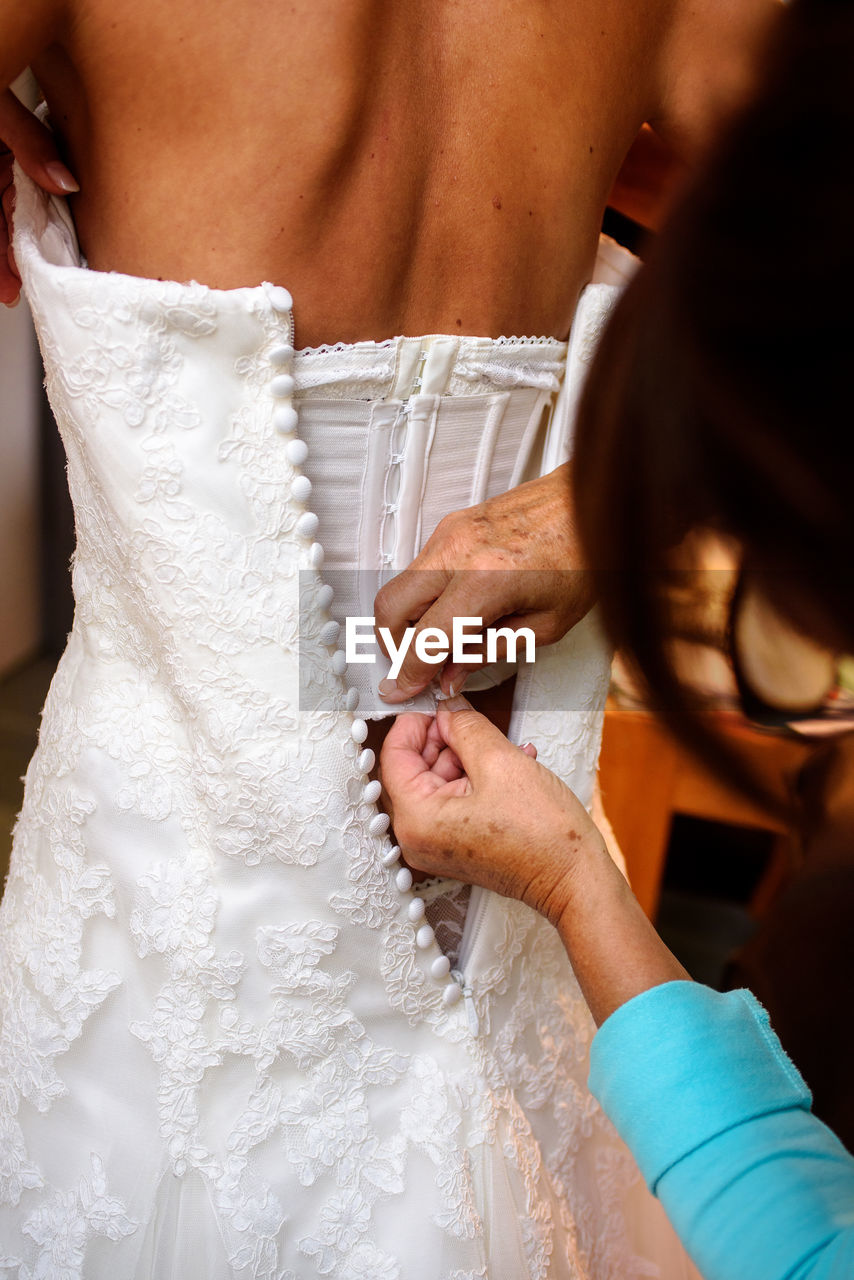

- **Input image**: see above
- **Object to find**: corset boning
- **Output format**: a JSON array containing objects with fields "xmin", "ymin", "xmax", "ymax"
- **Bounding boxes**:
[{"xmin": 294, "ymin": 334, "xmax": 567, "ymax": 715}]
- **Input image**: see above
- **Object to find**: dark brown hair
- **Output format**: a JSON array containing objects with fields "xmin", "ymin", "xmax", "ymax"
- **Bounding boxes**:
[{"xmin": 573, "ymin": 0, "xmax": 854, "ymax": 805}]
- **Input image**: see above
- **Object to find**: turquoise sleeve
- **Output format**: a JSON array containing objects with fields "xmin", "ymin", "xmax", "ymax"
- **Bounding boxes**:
[{"xmin": 588, "ymin": 982, "xmax": 854, "ymax": 1280}]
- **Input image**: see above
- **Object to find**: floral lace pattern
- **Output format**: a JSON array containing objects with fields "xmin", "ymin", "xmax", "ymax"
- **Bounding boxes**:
[{"xmin": 0, "ymin": 173, "xmax": 695, "ymax": 1280}]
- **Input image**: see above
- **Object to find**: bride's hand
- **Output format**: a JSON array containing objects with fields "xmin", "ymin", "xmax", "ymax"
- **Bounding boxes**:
[
  {"xmin": 372, "ymin": 463, "xmax": 594, "ymax": 703},
  {"xmin": 0, "ymin": 89, "xmax": 78, "ymax": 307},
  {"xmin": 380, "ymin": 695, "xmax": 606, "ymax": 929}
]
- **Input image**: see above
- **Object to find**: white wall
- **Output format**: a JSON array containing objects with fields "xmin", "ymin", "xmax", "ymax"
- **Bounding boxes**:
[{"xmin": 0, "ymin": 299, "xmax": 41, "ymax": 675}]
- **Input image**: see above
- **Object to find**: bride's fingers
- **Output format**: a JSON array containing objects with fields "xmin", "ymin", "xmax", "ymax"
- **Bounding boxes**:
[
  {"xmin": 0, "ymin": 192, "xmax": 19, "ymax": 305},
  {"xmin": 520, "ymin": 741, "xmax": 538, "ymax": 760},
  {"xmin": 0, "ymin": 90, "xmax": 78, "ymax": 193}
]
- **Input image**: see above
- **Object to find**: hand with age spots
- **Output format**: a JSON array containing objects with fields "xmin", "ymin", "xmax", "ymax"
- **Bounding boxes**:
[
  {"xmin": 381, "ymin": 694, "xmax": 690, "ymax": 1026},
  {"xmin": 373, "ymin": 462, "xmax": 595, "ymax": 703},
  {"xmin": 380, "ymin": 694, "xmax": 606, "ymax": 929}
]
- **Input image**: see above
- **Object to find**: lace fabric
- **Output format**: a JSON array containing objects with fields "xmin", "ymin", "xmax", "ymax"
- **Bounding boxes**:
[
  {"xmin": 0, "ymin": 170, "xmax": 697, "ymax": 1280},
  {"xmin": 291, "ymin": 334, "xmax": 568, "ymax": 401},
  {"xmin": 418, "ymin": 878, "xmax": 472, "ymax": 968}
]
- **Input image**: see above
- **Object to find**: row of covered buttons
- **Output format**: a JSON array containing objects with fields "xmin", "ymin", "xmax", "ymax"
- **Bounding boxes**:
[
  {"xmin": 266, "ymin": 289, "xmax": 462, "ymax": 1011},
  {"xmin": 267, "ymin": 286, "xmax": 325, "ymax": 568},
  {"xmin": 345, "ymin": 719, "xmax": 458, "ymax": 1002}
]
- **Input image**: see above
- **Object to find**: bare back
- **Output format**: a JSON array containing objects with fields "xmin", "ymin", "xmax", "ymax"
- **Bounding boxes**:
[{"xmin": 5, "ymin": 0, "xmax": 776, "ymax": 347}]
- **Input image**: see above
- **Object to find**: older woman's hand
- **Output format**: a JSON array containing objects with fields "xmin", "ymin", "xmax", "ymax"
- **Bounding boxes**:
[
  {"xmin": 373, "ymin": 463, "xmax": 594, "ymax": 703},
  {"xmin": 381, "ymin": 693, "xmax": 690, "ymax": 1025},
  {"xmin": 380, "ymin": 694, "xmax": 606, "ymax": 929}
]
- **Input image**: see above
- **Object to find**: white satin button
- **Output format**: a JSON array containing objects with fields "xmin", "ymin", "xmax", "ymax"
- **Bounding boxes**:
[
  {"xmin": 368, "ymin": 813, "xmax": 390, "ymax": 837},
  {"xmin": 269, "ymin": 343, "xmax": 294, "ymax": 365},
  {"xmin": 268, "ymin": 285, "xmax": 293, "ymax": 312},
  {"xmin": 395, "ymin": 867, "xmax": 413, "ymax": 893},
  {"xmin": 286, "ymin": 438, "xmax": 309, "ymax": 467},
  {"xmin": 274, "ymin": 405, "xmax": 299, "ymax": 434},
  {"xmin": 319, "ymin": 620, "xmax": 340, "ymax": 646},
  {"xmin": 295, "ymin": 512, "xmax": 319, "ymax": 539},
  {"xmin": 416, "ymin": 925, "xmax": 435, "ymax": 950}
]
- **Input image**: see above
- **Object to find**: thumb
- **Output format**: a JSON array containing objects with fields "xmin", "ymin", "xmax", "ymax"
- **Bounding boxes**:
[{"xmin": 435, "ymin": 694, "xmax": 514, "ymax": 783}]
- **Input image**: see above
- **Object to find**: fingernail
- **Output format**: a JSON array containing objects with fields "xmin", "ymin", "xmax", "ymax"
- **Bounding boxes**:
[
  {"xmin": 442, "ymin": 673, "xmax": 467, "ymax": 697},
  {"xmin": 522, "ymin": 742, "xmax": 534, "ymax": 752},
  {"xmin": 445, "ymin": 694, "xmax": 471, "ymax": 712},
  {"xmin": 378, "ymin": 678, "xmax": 416, "ymax": 703},
  {"xmin": 44, "ymin": 162, "xmax": 80, "ymax": 193}
]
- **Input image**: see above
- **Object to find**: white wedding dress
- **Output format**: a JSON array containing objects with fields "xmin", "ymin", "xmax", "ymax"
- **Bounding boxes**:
[{"xmin": 0, "ymin": 169, "xmax": 697, "ymax": 1279}]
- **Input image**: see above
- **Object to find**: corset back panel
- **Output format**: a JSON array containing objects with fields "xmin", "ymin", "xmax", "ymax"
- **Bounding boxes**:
[{"xmin": 0, "ymin": 170, "xmax": 696, "ymax": 1280}]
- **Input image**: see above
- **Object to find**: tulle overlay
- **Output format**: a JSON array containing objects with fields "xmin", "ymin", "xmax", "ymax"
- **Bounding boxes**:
[{"xmin": 0, "ymin": 169, "xmax": 695, "ymax": 1279}]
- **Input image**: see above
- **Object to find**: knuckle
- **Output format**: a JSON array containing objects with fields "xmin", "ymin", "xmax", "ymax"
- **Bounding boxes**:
[
  {"xmin": 397, "ymin": 666, "xmax": 426, "ymax": 695},
  {"xmin": 431, "ymin": 510, "xmax": 466, "ymax": 550},
  {"xmin": 373, "ymin": 587, "xmax": 392, "ymax": 626},
  {"xmin": 374, "ymin": 573, "xmax": 400, "ymax": 607},
  {"xmin": 467, "ymin": 556, "xmax": 499, "ymax": 577},
  {"xmin": 435, "ymin": 510, "xmax": 461, "ymax": 535},
  {"xmin": 453, "ymin": 709, "xmax": 488, "ymax": 740}
]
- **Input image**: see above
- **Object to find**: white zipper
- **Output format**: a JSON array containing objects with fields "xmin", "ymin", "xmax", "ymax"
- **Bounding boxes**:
[
  {"xmin": 456, "ymin": 884, "xmax": 489, "ymax": 975},
  {"xmin": 451, "ymin": 968, "xmax": 481, "ymax": 1036}
]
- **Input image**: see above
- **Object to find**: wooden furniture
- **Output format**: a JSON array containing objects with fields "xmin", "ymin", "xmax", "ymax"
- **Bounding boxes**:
[{"xmin": 598, "ymin": 698, "xmax": 814, "ymax": 919}]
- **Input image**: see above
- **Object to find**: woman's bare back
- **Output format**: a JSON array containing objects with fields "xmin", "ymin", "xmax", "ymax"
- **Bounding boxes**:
[{"xmin": 5, "ymin": 0, "xmax": 775, "ymax": 346}]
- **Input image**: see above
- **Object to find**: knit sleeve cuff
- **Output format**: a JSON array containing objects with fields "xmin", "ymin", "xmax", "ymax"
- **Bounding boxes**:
[{"xmin": 588, "ymin": 981, "xmax": 812, "ymax": 1192}]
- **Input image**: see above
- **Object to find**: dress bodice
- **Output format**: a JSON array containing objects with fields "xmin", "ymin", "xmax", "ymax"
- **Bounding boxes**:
[
  {"xmin": 0, "ymin": 170, "xmax": 697, "ymax": 1280},
  {"xmin": 14, "ymin": 170, "xmax": 634, "ymax": 719}
]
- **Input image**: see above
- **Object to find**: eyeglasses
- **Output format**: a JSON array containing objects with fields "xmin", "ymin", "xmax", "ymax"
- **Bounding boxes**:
[{"xmin": 727, "ymin": 572, "xmax": 854, "ymax": 738}]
